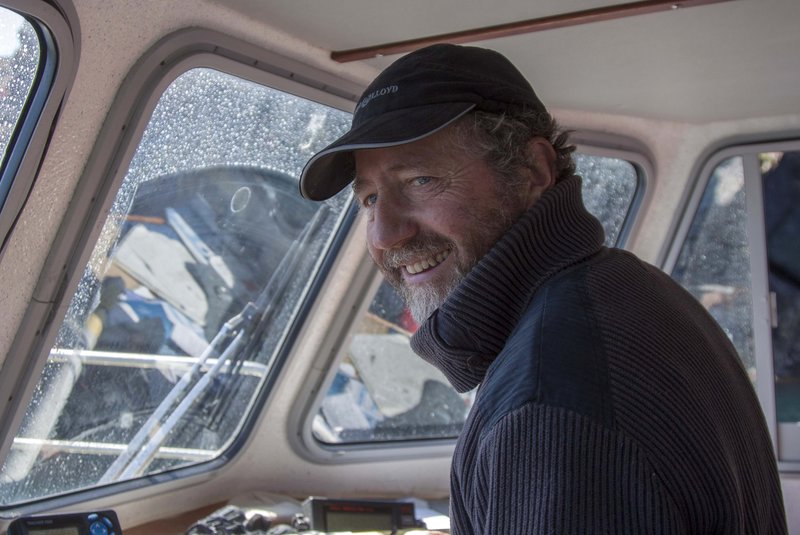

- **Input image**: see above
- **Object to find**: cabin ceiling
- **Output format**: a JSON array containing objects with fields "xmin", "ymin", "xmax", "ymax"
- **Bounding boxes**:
[{"xmin": 214, "ymin": 0, "xmax": 800, "ymax": 123}]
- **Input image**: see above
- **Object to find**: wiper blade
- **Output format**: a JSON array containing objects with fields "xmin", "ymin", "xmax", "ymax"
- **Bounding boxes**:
[{"xmin": 98, "ymin": 206, "xmax": 329, "ymax": 483}]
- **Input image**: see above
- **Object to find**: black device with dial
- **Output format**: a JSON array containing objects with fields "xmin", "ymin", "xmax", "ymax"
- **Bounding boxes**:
[
  {"xmin": 7, "ymin": 510, "xmax": 121, "ymax": 535},
  {"xmin": 302, "ymin": 497, "xmax": 420, "ymax": 533}
]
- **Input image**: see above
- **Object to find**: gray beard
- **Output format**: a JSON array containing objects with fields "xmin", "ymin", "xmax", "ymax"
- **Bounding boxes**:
[
  {"xmin": 377, "ymin": 185, "xmax": 526, "ymax": 325},
  {"xmin": 398, "ymin": 264, "xmax": 468, "ymax": 324}
]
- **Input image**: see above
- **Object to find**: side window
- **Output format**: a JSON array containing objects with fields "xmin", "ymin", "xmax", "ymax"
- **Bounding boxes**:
[
  {"xmin": 671, "ymin": 157, "xmax": 756, "ymax": 373},
  {"xmin": 670, "ymin": 147, "xmax": 800, "ymax": 465},
  {"xmin": 314, "ymin": 277, "xmax": 473, "ymax": 444},
  {"xmin": 0, "ymin": 0, "xmax": 75, "ymax": 250},
  {"xmin": 0, "ymin": 67, "xmax": 352, "ymax": 504},
  {"xmin": 0, "ymin": 7, "xmax": 39, "ymax": 159},
  {"xmin": 0, "ymin": 5, "xmax": 42, "ymax": 224},
  {"xmin": 575, "ymin": 153, "xmax": 638, "ymax": 246},
  {"xmin": 314, "ymin": 153, "xmax": 640, "ymax": 445}
]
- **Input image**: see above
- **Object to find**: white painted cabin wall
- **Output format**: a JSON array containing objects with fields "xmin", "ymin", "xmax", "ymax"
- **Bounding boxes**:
[{"xmin": 1, "ymin": 0, "xmax": 799, "ymax": 531}]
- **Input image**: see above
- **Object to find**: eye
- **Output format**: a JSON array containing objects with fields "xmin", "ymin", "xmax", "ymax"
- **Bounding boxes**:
[
  {"xmin": 362, "ymin": 192, "xmax": 378, "ymax": 207},
  {"xmin": 413, "ymin": 176, "xmax": 432, "ymax": 186}
]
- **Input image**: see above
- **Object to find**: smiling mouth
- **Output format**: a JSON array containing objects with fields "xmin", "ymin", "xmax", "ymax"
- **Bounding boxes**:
[{"xmin": 405, "ymin": 250, "xmax": 450, "ymax": 275}]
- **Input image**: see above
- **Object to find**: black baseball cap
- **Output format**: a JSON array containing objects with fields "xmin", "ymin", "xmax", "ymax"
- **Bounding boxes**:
[{"xmin": 299, "ymin": 43, "xmax": 548, "ymax": 201}]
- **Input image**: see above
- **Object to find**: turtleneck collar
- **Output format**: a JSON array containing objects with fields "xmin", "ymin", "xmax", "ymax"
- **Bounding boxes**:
[{"xmin": 409, "ymin": 175, "xmax": 605, "ymax": 392}]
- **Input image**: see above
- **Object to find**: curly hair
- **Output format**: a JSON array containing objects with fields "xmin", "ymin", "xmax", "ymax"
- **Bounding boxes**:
[{"xmin": 452, "ymin": 109, "xmax": 576, "ymax": 186}]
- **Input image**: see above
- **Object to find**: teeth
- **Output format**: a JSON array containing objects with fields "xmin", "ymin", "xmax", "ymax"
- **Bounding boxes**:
[{"xmin": 406, "ymin": 251, "xmax": 449, "ymax": 275}]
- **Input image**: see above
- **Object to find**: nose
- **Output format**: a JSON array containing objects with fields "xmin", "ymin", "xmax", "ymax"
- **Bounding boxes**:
[{"xmin": 367, "ymin": 196, "xmax": 418, "ymax": 252}]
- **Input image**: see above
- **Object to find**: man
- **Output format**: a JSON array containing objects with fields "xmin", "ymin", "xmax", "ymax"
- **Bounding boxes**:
[{"xmin": 300, "ymin": 44, "xmax": 787, "ymax": 534}]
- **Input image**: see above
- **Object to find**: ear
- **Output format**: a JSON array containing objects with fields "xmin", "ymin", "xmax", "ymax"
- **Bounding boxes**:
[{"xmin": 522, "ymin": 137, "xmax": 557, "ymax": 206}]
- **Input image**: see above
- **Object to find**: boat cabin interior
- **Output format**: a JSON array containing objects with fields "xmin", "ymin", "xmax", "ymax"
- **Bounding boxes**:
[{"xmin": 0, "ymin": 0, "xmax": 798, "ymax": 532}]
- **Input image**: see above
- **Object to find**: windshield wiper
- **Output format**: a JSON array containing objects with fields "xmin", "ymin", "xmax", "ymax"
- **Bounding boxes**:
[{"xmin": 99, "ymin": 206, "xmax": 329, "ymax": 483}]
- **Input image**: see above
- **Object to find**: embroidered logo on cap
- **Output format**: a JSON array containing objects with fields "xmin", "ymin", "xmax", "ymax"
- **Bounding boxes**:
[{"xmin": 356, "ymin": 85, "xmax": 399, "ymax": 113}]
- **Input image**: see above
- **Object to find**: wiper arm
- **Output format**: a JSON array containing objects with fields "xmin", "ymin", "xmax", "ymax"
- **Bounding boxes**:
[
  {"xmin": 98, "ymin": 206, "xmax": 329, "ymax": 483},
  {"xmin": 206, "ymin": 205, "xmax": 332, "ymax": 429}
]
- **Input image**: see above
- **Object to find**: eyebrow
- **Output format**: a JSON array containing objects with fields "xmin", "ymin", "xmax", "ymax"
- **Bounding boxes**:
[
  {"xmin": 351, "ymin": 149, "xmax": 445, "ymax": 200},
  {"xmin": 352, "ymin": 159, "xmax": 432, "ymax": 193},
  {"xmin": 351, "ymin": 176, "xmax": 368, "ymax": 197}
]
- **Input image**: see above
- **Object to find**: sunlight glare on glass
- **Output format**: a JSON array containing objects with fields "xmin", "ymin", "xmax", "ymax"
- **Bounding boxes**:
[{"xmin": 0, "ymin": 8, "xmax": 25, "ymax": 57}]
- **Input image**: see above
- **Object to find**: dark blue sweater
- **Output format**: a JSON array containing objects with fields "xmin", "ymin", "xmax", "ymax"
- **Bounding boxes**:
[{"xmin": 411, "ymin": 176, "xmax": 786, "ymax": 534}]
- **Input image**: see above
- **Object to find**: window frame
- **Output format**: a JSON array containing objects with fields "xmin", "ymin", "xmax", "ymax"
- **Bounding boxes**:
[
  {"xmin": 664, "ymin": 136, "xmax": 800, "ymax": 472},
  {"xmin": 295, "ymin": 135, "xmax": 650, "ymax": 463},
  {"xmin": 0, "ymin": 28, "xmax": 363, "ymax": 512},
  {"xmin": 0, "ymin": 0, "xmax": 78, "ymax": 256}
]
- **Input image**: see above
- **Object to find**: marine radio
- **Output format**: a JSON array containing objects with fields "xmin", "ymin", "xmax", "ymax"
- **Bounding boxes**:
[
  {"xmin": 7, "ymin": 510, "xmax": 121, "ymax": 535},
  {"xmin": 302, "ymin": 497, "xmax": 421, "ymax": 533}
]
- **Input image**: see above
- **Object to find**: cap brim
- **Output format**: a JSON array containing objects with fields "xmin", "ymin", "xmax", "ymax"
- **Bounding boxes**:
[{"xmin": 300, "ymin": 102, "xmax": 475, "ymax": 200}]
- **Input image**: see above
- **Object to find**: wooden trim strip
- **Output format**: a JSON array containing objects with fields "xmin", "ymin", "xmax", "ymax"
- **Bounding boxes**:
[{"xmin": 331, "ymin": 0, "xmax": 733, "ymax": 62}]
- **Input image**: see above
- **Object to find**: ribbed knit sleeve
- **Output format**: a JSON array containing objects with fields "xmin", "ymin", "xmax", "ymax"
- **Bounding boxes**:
[{"xmin": 452, "ymin": 403, "xmax": 684, "ymax": 535}]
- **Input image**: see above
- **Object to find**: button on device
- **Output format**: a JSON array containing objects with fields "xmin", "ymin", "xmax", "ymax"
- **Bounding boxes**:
[{"xmin": 90, "ymin": 519, "xmax": 110, "ymax": 535}]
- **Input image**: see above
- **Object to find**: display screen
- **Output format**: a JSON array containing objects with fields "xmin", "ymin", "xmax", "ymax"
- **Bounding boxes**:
[
  {"xmin": 326, "ymin": 511, "xmax": 392, "ymax": 531},
  {"xmin": 28, "ymin": 528, "xmax": 80, "ymax": 535}
]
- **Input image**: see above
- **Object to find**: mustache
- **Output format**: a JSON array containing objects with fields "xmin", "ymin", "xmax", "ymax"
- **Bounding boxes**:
[{"xmin": 380, "ymin": 233, "xmax": 454, "ymax": 271}]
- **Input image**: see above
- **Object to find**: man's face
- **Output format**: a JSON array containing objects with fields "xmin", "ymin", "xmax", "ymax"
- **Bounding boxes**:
[{"xmin": 353, "ymin": 125, "xmax": 533, "ymax": 323}]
